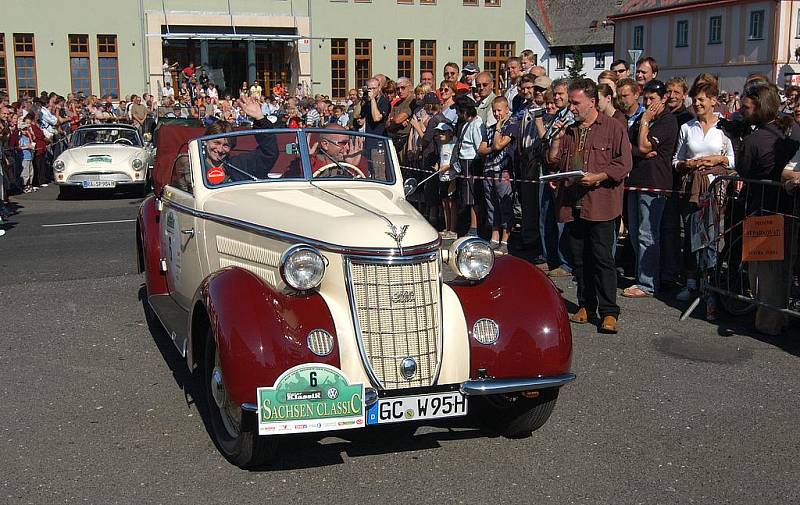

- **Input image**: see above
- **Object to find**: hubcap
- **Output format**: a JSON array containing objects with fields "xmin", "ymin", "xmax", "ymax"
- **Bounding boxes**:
[{"xmin": 211, "ymin": 351, "xmax": 241, "ymax": 438}]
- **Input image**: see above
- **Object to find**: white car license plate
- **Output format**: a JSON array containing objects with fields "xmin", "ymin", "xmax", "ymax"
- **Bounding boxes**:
[
  {"xmin": 366, "ymin": 391, "xmax": 467, "ymax": 425},
  {"xmin": 82, "ymin": 180, "xmax": 116, "ymax": 188}
]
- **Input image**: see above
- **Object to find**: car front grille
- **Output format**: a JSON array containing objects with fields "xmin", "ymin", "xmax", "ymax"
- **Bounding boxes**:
[
  {"xmin": 67, "ymin": 172, "xmax": 133, "ymax": 183},
  {"xmin": 345, "ymin": 252, "xmax": 442, "ymax": 390}
]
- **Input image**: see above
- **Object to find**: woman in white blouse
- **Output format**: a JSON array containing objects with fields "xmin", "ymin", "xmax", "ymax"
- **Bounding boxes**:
[{"xmin": 672, "ymin": 77, "xmax": 735, "ymax": 311}]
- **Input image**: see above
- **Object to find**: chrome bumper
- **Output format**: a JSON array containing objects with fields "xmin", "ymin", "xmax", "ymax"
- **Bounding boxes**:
[
  {"xmin": 240, "ymin": 373, "xmax": 577, "ymax": 414},
  {"xmin": 459, "ymin": 373, "xmax": 576, "ymax": 396}
]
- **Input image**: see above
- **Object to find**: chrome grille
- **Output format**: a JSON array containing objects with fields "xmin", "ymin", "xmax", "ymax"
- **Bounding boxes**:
[
  {"xmin": 346, "ymin": 253, "xmax": 442, "ymax": 390},
  {"xmin": 68, "ymin": 172, "xmax": 132, "ymax": 183}
]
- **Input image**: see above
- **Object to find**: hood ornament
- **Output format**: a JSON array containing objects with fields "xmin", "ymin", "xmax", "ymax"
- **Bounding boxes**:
[{"xmin": 385, "ymin": 223, "xmax": 409, "ymax": 254}]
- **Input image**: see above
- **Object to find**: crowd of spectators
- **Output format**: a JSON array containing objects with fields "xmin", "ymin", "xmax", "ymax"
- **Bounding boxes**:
[{"xmin": 2, "ymin": 53, "xmax": 800, "ymax": 336}]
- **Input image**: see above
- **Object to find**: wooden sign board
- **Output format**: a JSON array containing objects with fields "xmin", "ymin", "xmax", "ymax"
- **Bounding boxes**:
[{"xmin": 742, "ymin": 215, "xmax": 784, "ymax": 262}]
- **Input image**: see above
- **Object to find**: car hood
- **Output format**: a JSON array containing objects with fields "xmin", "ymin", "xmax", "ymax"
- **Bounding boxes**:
[
  {"xmin": 59, "ymin": 145, "xmax": 146, "ymax": 167},
  {"xmin": 201, "ymin": 184, "xmax": 439, "ymax": 250}
]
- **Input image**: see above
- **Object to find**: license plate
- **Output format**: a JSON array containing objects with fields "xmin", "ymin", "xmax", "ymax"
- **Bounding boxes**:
[
  {"xmin": 366, "ymin": 391, "xmax": 467, "ymax": 425},
  {"xmin": 82, "ymin": 180, "xmax": 116, "ymax": 188}
]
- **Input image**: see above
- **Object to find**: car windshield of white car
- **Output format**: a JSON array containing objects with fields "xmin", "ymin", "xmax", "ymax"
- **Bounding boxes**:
[
  {"xmin": 200, "ymin": 130, "xmax": 395, "ymax": 188},
  {"xmin": 74, "ymin": 128, "xmax": 141, "ymax": 147}
]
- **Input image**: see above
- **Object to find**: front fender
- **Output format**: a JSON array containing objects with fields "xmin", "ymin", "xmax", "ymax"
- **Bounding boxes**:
[
  {"xmin": 197, "ymin": 267, "xmax": 340, "ymax": 408},
  {"xmin": 138, "ymin": 195, "xmax": 168, "ymax": 296},
  {"xmin": 449, "ymin": 255, "xmax": 572, "ymax": 380}
]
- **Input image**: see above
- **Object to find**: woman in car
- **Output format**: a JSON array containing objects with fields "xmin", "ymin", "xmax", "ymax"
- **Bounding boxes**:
[{"xmin": 203, "ymin": 96, "xmax": 278, "ymax": 185}]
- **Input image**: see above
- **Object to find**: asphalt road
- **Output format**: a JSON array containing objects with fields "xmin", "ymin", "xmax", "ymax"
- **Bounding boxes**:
[{"xmin": 1, "ymin": 186, "xmax": 799, "ymax": 504}]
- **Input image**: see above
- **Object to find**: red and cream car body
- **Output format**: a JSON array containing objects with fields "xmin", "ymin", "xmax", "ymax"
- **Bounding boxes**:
[{"xmin": 137, "ymin": 124, "xmax": 574, "ymax": 468}]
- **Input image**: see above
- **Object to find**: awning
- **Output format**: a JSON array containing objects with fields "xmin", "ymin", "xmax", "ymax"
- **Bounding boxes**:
[{"xmin": 147, "ymin": 33, "xmax": 301, "ymax": 42}]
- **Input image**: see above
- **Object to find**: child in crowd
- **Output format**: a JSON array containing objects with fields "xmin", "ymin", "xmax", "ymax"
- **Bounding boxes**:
[
  {"xmin": 18, "ymin": 121, "xmax": 35, "ymax": 193},
  {"xmin": 481, "ymin": 96, "xmax": 517, "ymax": 250}
]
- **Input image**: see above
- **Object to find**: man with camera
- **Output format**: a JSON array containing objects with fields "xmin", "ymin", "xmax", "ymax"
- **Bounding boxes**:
[
  {"xmin": 509, "ymin": 74, "xmax": 546, "ymax": 265},
  {"xmin": 355, "ymin": 77, "xmax": 391, "ymax": 138}
]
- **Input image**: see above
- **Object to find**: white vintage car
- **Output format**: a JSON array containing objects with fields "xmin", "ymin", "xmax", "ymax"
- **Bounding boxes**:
[
  {"xmin": 53, "ymin": 123, "xmax": 153, "ymax": 198},
  {"xmin": 137, "ymin": 125, "xmax": 574, "ymax": 468}
]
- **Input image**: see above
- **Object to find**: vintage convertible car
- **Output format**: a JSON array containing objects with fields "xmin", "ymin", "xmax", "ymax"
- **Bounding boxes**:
[
  {"xmin": 137, "ymin": 124, "xmax": 574, "ymax": 468},
  {"xmin": 54, "ymin": 123, "xmax": 153, "ymax": 197}
]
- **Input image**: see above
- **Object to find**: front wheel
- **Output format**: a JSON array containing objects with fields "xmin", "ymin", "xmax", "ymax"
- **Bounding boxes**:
[
  {"xmin": 474, "ymin": 388, "xmax": 559, "ymax": 438},
  {"xmin": 203, "ymin": 330, "xmax": 276, "ymax": 468}
]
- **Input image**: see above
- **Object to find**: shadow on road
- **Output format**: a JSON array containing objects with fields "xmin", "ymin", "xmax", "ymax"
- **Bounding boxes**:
[{"xmin": 137, "ymin": 284, "xmax": 499, "ymax": 471}]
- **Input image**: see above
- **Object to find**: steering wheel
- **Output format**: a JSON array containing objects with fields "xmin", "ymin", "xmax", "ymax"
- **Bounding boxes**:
[
  {"xmin": 114, "ymin": 138, "xmax": 134, "ymax": 145},
  {"xmin": 312, "ymin": 162, "xmax": 366, "ymax": 179}
]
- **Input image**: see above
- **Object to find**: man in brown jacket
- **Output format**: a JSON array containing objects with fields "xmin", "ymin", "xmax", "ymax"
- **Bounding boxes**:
[{"xmin": 547, "ymin": 78, "xmax": 632, "ymax": 333}]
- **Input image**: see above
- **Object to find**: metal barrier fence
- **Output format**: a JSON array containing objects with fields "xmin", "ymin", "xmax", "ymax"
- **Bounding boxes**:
[{"xmin": 682, "ymin": 175, "xmax": 800, "ymax": 325}]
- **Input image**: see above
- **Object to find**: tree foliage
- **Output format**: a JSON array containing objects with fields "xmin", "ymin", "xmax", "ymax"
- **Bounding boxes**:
[{"xmin": 567, "ymin": 45, "xmax": 586, "ymax": 80}]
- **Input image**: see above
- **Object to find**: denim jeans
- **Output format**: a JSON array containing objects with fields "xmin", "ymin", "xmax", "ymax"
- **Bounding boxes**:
[
  {"xmin": 626, "ymin": 191, "xmax": 667, "ymax": 294},
  {"xmin": 539, "ymin": 183, "xmax": 571, "ymax": 271}
]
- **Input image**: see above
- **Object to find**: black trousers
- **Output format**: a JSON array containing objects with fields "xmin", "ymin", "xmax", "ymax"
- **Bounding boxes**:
[
  {"xmin": 509, "ymin": 155, "xmax": 543, "ymax": 263},
  {"xmin": 565, "ymin": 217, "xmax": 619, "ymax": 318},
  {"xmin": 33, "ymin": 154, "xmax": 47, "ymax": 186}
]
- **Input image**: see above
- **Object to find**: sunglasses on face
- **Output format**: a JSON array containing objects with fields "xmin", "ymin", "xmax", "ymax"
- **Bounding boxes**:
[
  {"xmin": 322, "ymin": 138, "xmax": 349, "ymax": 146},
  {"xmin": 439, "ymin": 88, "xmax": 452, "ymax": 93},
  {"xmin": 444, "ymin": 72, "xmax": 457, "ymax": 77}
]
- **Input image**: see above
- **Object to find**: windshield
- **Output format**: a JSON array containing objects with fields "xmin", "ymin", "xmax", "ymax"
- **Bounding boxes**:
[
  {"xmin": 73, "ymin": 128, "xmax": 142, "ymax": 147},
  {"xmin": 199, "ymin": 129, "xmax": 395, "ymax": 188}
]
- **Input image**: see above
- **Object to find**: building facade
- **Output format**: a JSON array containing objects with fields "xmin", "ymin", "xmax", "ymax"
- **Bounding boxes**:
[
  {"xmin": 610, "ymin": 0, "xmax": 800, "ymax": 92},
  {"xmin": 0, "ymin": 0, "xmax": 526, "ymax": 101},
  {"xmin": 525, "ymin": 0, "xmax": 617, "ymax": 81}
]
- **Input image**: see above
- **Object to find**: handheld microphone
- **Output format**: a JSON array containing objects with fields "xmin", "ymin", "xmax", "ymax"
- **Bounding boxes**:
[{"xmin": 544, "ymin": 116, "xmax": 575, "ymax": 143}]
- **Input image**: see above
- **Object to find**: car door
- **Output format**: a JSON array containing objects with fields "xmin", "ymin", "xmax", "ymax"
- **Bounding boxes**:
[{"xmin": 161, "ymin": 185, "xmax": 203, "ymax": 312}]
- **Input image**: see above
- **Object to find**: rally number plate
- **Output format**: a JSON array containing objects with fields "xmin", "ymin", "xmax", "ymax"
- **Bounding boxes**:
[
  {"xmin": 366, "ymin": 391, "xmax": 467, "ymax": 425},
  {"xmin": 82, "ymin": 180, "xmax": 116, "ymax": 188}
]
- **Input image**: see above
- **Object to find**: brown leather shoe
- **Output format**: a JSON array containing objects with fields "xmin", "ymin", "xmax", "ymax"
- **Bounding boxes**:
[
  {"xmin": 569, "ymin": 308, "xmax": 588, "ymax": 324},
  {"xmin": 599, "ymin": 315, "xmax": 618, "ymax": 334},
  {"xmin": 535, "ymin": 262, "xmax": 550, "ymax": 273},
  {"xmin": 548, "ymin": 267, "xmax": 572, "ymax": 278}
]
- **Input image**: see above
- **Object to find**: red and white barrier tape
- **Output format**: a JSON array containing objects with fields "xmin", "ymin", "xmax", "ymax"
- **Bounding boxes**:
[{"xmin": 399, "ymin": 165, "xmax": 688, "ymax": 194}]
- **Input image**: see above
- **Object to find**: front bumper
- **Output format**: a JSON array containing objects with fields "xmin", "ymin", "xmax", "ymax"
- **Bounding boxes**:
[
  {"xmin": 459, "ymin": 373, "xmax": 576, "ymax": 395},
  {"xmin": 56, "ymin": 171, "xmax": 145, "ymax": 186},
  {"xmin": 240, "ymin": 373, "xmax": 576, "ymax": 413}
]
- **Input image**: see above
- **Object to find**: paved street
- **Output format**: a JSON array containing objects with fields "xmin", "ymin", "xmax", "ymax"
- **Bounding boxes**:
[{"xmin": 1, "ymin": 187, "xmax": 799, "ymax": 504}]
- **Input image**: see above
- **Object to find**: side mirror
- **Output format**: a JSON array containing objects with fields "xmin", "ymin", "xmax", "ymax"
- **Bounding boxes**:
[{"xmin": 404, "ymin": 178, "xmax": 418, "ymax": 197}]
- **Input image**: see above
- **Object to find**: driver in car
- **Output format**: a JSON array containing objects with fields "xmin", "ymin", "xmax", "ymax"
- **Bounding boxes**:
[
  {"xmin": 203, "ymin": 95, "xmax": 278, "ymax": 185},
  {"xmin": 310, "ymin": 124, "xmax": 368, "ymax": 178}
]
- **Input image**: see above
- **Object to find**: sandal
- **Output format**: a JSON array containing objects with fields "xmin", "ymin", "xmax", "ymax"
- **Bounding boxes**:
[{"xmin": 622, "ymin": 286, "xmax": 652, "ymax": 298}]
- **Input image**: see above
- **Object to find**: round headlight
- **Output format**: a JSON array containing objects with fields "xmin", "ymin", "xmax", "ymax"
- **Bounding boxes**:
[
  {"xmin": 449, "ymin": 238, "xmax": 494, "ymax": 281},
  {"xmin": 53, "ymin": 160, "xmax": 65, "ymax": 172},
  {"xmin": 131, "ymin": 158, "xmax": 144, "ymax": 171},
  {"xmin": 280, "ymin": 245, "xmax": 326, "ymax": 291}
]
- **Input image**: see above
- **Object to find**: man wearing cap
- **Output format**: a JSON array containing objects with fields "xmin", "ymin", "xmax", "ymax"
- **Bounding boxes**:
[
  {"xmin": 509, "ymin": 74, "xmax": 546, "ymax": 265},
  {"xmin": 461, "ymin": 63, "xmax": 480, "ymax": 94},
  {"xmin": 474, "ymin": 72, "xmax": 498, "ymax": 128},
  {"xmin": 622, "ymin": 79, "xmax": 679, "ymax": 299}
]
